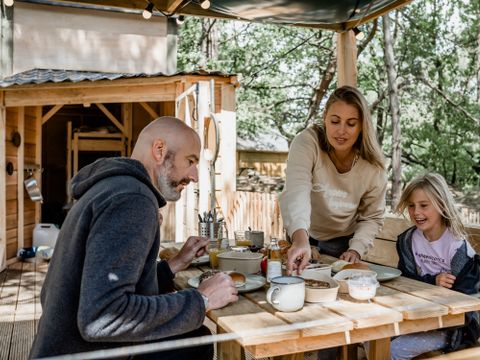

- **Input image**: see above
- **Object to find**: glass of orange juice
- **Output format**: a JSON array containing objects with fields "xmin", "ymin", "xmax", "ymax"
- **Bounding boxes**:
[
  {"xmin": 234, "ymin": 230, "xmax": 253, "ymax": 247},
  {"xmin": 208, "ymin": 241, "xmax": 220, "ymax": 269}
]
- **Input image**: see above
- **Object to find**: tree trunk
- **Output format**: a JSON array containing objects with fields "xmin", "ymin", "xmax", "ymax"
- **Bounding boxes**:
[
  {"xmin": 477, "ymin": 11, "xmax": 480, "ymax": 103},
  {"xmin": 382, "ymin": 14, "xmax": 402, "ymax": 209},
  {"xmin": 200, "ymin": 19, "xmax": 218, "ymax": 61}
]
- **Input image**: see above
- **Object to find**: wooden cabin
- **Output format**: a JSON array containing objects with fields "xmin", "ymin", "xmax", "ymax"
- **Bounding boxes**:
[{"xmin": 0, "ymin": 70, "xmax": 238, "ymax": 272}]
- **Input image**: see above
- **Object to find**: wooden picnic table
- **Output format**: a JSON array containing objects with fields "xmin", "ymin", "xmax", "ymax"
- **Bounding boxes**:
[{"xmin": 172, "ymin": 252, "xmax": 480, "ymax": 360}]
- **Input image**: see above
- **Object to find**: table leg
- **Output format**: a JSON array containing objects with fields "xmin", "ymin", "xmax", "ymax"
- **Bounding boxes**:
[
  {"xmin": 341, "ymin": 344, "xmax": 358, "ymax": 360},
  {"xmin": 217, "ymin": 326, "xmax": 244, "ymax": 360},
  {"xmin": 368, "ymin": 338, "xmax": 390, "ymax": 360}
]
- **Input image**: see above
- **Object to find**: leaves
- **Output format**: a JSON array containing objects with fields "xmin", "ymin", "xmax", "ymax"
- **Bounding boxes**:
[{"xmin": 177, "ymin": 0, "xmax": 480, "ymax": 189}]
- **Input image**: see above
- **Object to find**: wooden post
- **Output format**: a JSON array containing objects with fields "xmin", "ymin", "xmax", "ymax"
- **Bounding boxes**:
[
  {"xmin": 17, "ymin": 107, "xmax": 25, "ymax": 252},
  {"xmin": 66, "ymin": 121, "xmax": 72, "ymax": 203},
  {"xmin": 121, "ymin": 103, "xmax": 133, "ymax": 155},
  {"xmin": 35, "ymin": 106, "xmax": 42, "ymax": 224},
  {"xmin": 336, "ymin": 30, "xmax": 357, "ymax": 87},
  {"xmin": 218, "ymin": 83, "xmax": 237, "ymax": 223},
  {"xmin": 0, "ymin": 104, "xmax": 6, "ymax": 271}
]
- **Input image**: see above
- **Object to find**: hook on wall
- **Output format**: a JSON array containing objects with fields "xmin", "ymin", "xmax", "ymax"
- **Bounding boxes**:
[{"xmin": 11, "ymin": 131, "xmax": 21, "ymax": 147}]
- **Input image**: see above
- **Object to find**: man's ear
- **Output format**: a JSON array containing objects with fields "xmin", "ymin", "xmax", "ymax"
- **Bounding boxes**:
[{"xmin": 152, "ymin": 139, "xmax": 167, "ymax": 164}]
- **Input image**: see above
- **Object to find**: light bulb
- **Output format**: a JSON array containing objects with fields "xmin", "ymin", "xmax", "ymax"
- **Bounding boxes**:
[
  {"xmin": 200, "ymin": 0, "xmax": 210, "ymax": 10},
  {"xmin": 142, "ymin": 3, "xmax": 154, "ymax": 19},
  {"xmin": 4, "ymin": 0, "xmax": 14, "ymax": 7},
  {"xmin": 176, "ymin": 15, "xmax": 185, "ymax": 25}
]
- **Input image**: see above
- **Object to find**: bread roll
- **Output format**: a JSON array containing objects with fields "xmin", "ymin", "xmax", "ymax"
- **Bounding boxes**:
[
  {"xmin": 310, "ymin": 246, "xmax": 321, "ymax": 260},
  {"xmin": 228, "ymin": 272, "xmax": 246, "ymax": 287},
  {"xmin": 343, "ymin": 262, "xmax": 370, "ymax": 271},
  {"xmin": 331, "ymin": 260, "xmax": 351, "ymax": 272},
  {"xmin": 159, "ymin": 247, "xmax": 179, "ymax": 261}
]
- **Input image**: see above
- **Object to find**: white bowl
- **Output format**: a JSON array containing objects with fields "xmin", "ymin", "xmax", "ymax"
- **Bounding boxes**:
[
  {"xmin": 304, "ymin": 274, "xmax": 339, "ymax": 303},
  {"xmin": 301, "ymin": 262, "xmax": 332, "ymax": 280},
  {"xmin": 217, "ymin": 251, "xmax": 263, "ymax": 274},
  {"xmin": 333, "ymin": 269, "xmax": 378, "ymax": 294},
  {"xmin": 347, "ymin": 274, "xmax": 379, "ymax": 301}
]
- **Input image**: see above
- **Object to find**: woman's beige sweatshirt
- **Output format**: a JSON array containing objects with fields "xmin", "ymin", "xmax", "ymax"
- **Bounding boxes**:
[{"xmin": 279, "ymin": 126, "xmax": 387, "ymax": 257}]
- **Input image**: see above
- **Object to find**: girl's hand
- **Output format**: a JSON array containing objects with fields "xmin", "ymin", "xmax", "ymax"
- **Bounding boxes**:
[
  {"xmin": 436, "ymin": 272, "xmax": 456, "ymax": 288},
  {"xmin": 340, "ymin": 249, "xmax": 361, "ymax": 263}
]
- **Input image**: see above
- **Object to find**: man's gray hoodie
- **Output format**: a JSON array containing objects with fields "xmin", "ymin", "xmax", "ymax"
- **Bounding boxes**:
[{"xmin": 30, "ymin": 158, "xmax": 206, "ymax": 358}]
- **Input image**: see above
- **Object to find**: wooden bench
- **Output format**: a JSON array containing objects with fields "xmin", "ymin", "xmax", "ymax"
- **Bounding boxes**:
[
  {"xmin": 364, "ymin": 215, "xmax": 480, "ymax": 268},
  {"xmin": 423, "ymin": 346, "xmax": 480, "ymax": 359}
]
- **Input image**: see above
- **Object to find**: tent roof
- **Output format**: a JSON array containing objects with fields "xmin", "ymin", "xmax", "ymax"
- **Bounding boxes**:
[{"xmin": 20, "ymin": 0, "xmax": 412, "ymax": 30}]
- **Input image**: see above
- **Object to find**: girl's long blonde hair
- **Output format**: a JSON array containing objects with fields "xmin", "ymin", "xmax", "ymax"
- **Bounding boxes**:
[
  {"xmin": 313, "ymin": 85, "xmax": 385, "ymax": 169},
  {"xmin": 396, "ymin": 172, "xmax": 467, "ymax": 241}
]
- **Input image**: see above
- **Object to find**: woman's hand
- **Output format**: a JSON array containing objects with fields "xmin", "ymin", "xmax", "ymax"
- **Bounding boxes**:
[
  {"xmin": 286, "ymin": 230, "xmax": 311, "ymax": 275},
  {"xmin": 436, "ymin": 272, "xmax": 456, "ymax": 288},
  {"xmin": 340, "ymin": 249, "xmax": 361, "ymax": 263}
]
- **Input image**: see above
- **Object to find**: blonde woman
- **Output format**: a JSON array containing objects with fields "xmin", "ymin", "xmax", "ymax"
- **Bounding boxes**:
[
  {"xmin": 391, "ymin": 173, "xmax": 480, "ymax": 359},
  {"xmin": 280, "ymin": 85, "xmax": 387, "ymax": 275}
]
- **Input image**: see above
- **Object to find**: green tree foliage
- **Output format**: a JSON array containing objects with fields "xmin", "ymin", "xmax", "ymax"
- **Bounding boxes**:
[{"xmin": 177, "ymin": 0, "xmax": 480, "ymax": 189}]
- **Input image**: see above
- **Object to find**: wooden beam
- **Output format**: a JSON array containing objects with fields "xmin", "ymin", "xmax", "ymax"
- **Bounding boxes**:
[
  {"xmin": 139, "ymin": 102, "xmax": 159, "ymax": 120},
  {"xmin": 163, "ymin": 0, "xmax": 184, "ymax": 13},
  {"xmin": 41, "ymin": 104, "xmax": 63, "ymax": 125},
  {"xmin": 345, "ymin": 0, "xmax": 413, "ymax": 29},
  {"xmin": 95, "ymin": 103, "xmax": 125, "ymax": 134},
  {"xmin": 336, "ymin": 30, "xmax": 357, "ymax": 87},
  {"xmin": 0, "ymin": 106, "xmax": 7, "ymax": 271},
  {"xmin": 5, "ymin": 83, "xmax": 178, "ymax": 107}
]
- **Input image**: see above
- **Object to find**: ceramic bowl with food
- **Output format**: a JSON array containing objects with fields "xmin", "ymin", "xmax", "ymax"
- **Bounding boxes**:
[
  {"xmin": 303, "ymin": 274, "xmax": 339, "ymax": 303},
  {"xmin": 333, "ymin": 269, "xmax": 378, "ymax": 294},
  {"xmin": 301, "ymin": 261, "xmax": 332, "ymax": 279},
  {"xmin": 347, "ymin": 274, "xmax": 379, "ymax": 301},
  {"xmin": 217, "ymin": 251, "xmax": 263, "ymax": 274}
]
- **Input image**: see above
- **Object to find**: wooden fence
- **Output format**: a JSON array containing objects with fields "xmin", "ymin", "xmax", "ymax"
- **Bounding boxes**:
[{"xmin": 225, "ymin": 191, "xmax": 285, "ymax": 242}]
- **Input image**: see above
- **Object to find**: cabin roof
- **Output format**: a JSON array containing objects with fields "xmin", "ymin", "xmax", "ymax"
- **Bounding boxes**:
[{"xmin": 0, "ymin": 68, "xmax": 234, "ymax": 88}]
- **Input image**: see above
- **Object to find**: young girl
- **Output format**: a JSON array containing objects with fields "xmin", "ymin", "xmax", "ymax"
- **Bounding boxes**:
[{"xmin": 392, "ymin": 172, "xmax": 480, "ymax": 359}]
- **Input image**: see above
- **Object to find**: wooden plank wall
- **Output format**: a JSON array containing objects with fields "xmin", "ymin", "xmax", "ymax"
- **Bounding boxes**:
[
  {"xmin": 4, "ymin": 106, "xmax": 41, "ymax": 263},
  {"xmin": 6, "ymin": 107, "xmax": 20, "ymax": 261}
]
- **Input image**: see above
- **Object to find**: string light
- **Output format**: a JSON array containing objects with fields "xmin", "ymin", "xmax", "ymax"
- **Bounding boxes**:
[
  {"xmin": 142, "ymin": 2, "xmax": 154, "ymax": 19},
  {"xmin": 4, "ymin": 0, "xmax": 14, "ymax": 7},
  {"xmin": 200, "ymin": 0, "xmax": 210, "ymax": 10},
  {"xmin": 353, "ymin": 27, "xmax": 365, "ymax": 41},
  {"xmin": 176, "ymin": 15, "xmax": 185, "ymax": 25}
]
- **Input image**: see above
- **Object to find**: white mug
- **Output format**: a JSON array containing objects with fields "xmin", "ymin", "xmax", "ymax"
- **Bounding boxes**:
[{"xmin": 266, "ymin": 276, "xmax": 305, "ymax": 312}]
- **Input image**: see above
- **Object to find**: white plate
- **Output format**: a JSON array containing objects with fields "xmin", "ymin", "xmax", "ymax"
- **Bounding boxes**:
[
  {"xmin": 368, "ymin": 264, "xmax": 402, "ymax": 282},
  {"xmin": 191, "ymin": 255, "xmax": 210, "ymax": 266},
  {"xmin": 188, "ymin": 274, "xmax": 266, "ymax": 293}
]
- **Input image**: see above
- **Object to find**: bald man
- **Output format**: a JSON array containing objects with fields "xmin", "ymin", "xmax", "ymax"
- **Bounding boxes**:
[{"xmin": 30, "ymin": 117, "xmax": 238, "ymax": 359}]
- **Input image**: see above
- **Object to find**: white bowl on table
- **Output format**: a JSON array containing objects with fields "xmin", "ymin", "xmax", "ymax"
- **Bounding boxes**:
[
  {"xmin": 333, "ymin": 269, "xmax": 377, "ymax": 294},
  {"xmin": 217, "ymin": 251, "xmax": 263, "ymax": 274},
  {"xmin": 304, "ymin": 274, "xmax": 339, "ymax": 303}
]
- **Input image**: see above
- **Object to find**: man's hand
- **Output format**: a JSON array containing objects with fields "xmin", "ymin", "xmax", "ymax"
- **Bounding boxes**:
[
  {"xmin": 167, "ymin": 236, "xmax": 209, "ymax": 274},
  {"xmin": 286, "ymin": 230, "xmax": 311, "ymax": 275},
  {"xmin": 436, "ymin": 272, "xmax": 456, "ymax": 288},
  {"xmin": 340, "ymin": 249, "xmax": 361, "ymax": 263},
  {"xmin": 198, "ymin": 273, "xmax": 238, "ymax": 311}
]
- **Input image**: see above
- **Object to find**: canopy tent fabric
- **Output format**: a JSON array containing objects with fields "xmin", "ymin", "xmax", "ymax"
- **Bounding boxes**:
[{"xmin": 19, "ymin": 0, "xmax": 412, "ymax": 30}]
